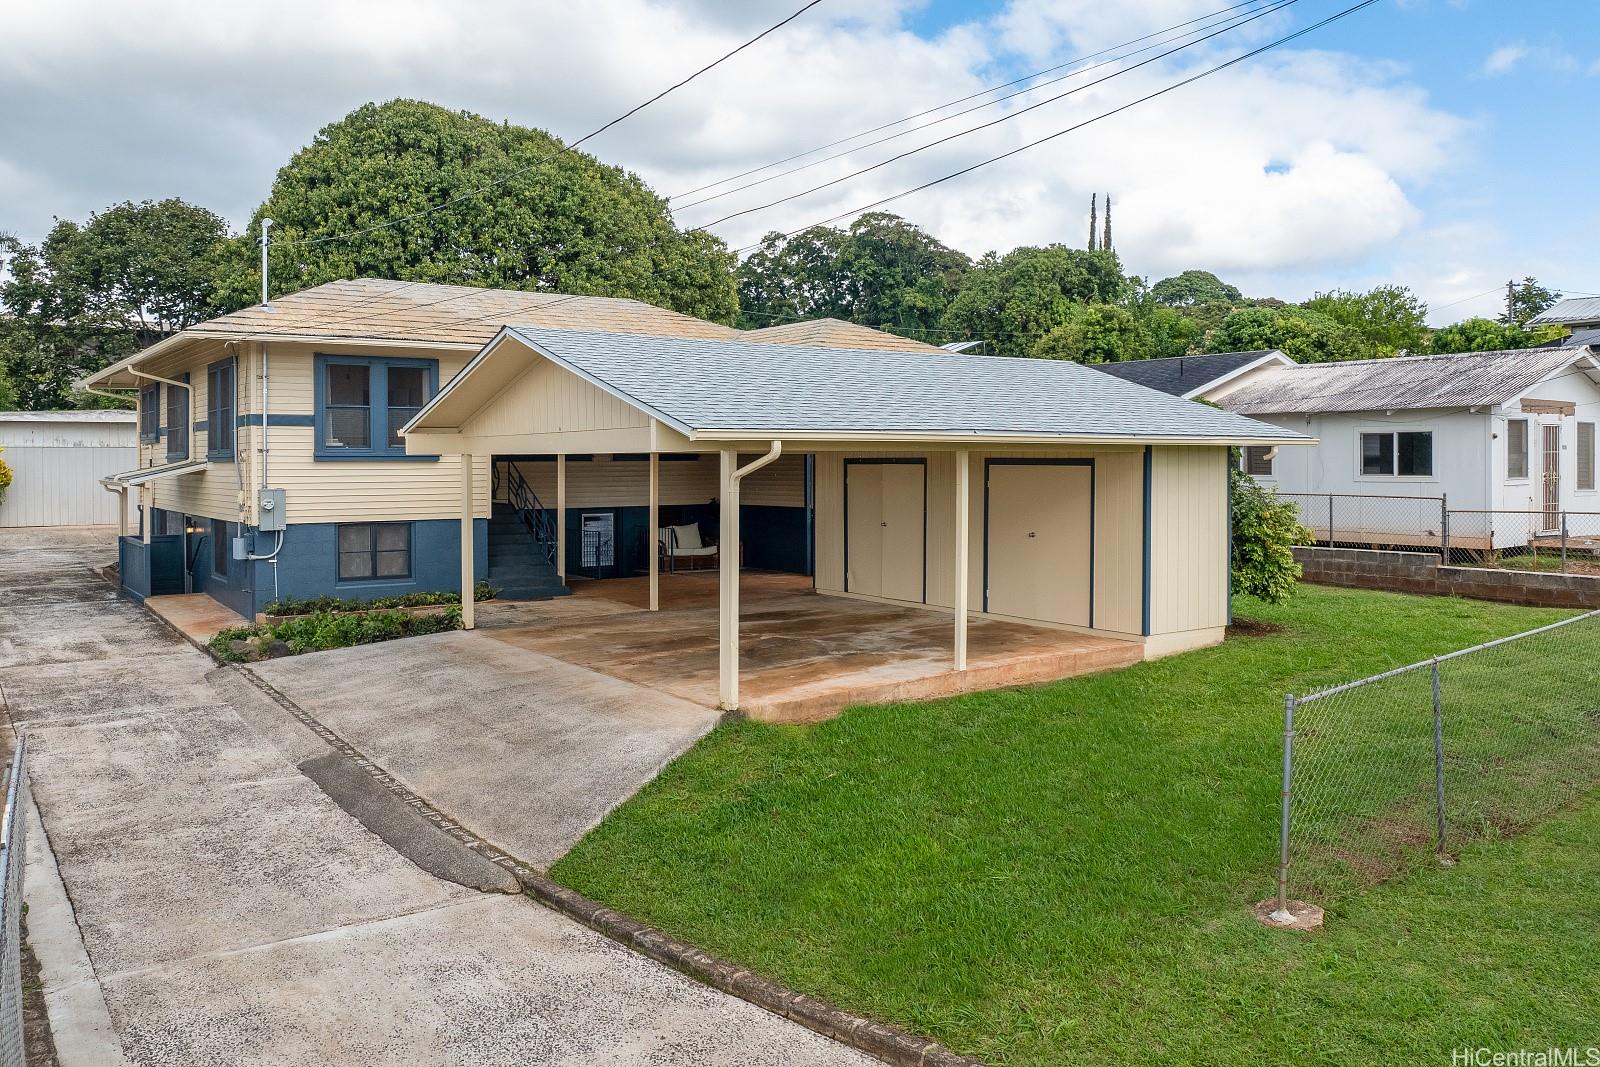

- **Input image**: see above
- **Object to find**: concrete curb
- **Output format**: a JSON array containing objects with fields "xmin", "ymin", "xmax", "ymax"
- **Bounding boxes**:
[{"xmin": 239, "ymin": 668, "xmax": 983, "ymax": 1067}]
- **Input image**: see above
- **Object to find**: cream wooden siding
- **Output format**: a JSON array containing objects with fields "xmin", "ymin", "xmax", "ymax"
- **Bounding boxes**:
[
  {"xmin": 141, "ymin": 339, "xmax": 488, "ymax": 524},
  {"xmin": 1147, "ymin": 446, "xmax": 1229, "ymax": 637},
  {"xmin": 814, "ymin": 448, "xmax": 1144, "ymax": 634},
  {"xmin": 738, "ymin": 453, "xmax": 807, "ymax": 507},
  {"xmin": 465, "ymin": 358, "xmax": 650, "ymax": 439},
  {"xmin": 511, "ymin": 456, "xmax": 720, "ymax": 508}
]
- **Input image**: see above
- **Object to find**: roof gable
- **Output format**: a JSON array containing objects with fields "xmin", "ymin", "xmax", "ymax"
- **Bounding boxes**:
[
  {"xmin": 411, "ymin": 326, "xmax": 1309, "ymax": 445},
  {"xmin": 1092, "ymin": 350, "xmax": 1289, "ymax": 398}
]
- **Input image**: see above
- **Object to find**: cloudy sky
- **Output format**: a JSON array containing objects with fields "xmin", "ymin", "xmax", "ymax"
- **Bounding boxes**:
[{"xmin": 3, "ymin": 0, "xmax": 1596, "ymax": 323}]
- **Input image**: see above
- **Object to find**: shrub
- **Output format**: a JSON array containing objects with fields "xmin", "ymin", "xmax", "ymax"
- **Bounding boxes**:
[
  {"xmin": 1231, "ymin": 466, "xmax": 1310, "ymax": 604},
  {"xmin": 261, "ymin": 582, "xmax": 496, "ymax": 616},
  {"xmin": 0, "ymin": 447, "xmax": 11, "ymax": 507},
  {"xmin": 209, "ymin": 606, "xmax": 462, "ymax": 662}
]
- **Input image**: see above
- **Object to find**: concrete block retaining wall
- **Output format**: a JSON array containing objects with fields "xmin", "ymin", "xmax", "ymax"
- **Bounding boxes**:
[{"xmin": 1294, "ymin": 546, "xmax": 1600, "ymax": 609}]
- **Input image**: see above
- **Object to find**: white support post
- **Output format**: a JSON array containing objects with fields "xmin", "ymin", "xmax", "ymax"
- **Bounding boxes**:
[
  {"xmin": 141, "ymin": 485, "xmax": 152, "ymax": 545},
  {"xmin": 648, "ymin": 452, "xmax": 660, "ymax": 612},
  {"xmin": 118, "ymin": 488, "xmax": 130, "ymax": 538},
  {"xmin": 954, "ymin": 449, "xmax": 970, "ymax": 671},
  {"xmin": 460, "ymin": 453, "xmax": 476, "ymax": 630},
  {"xmin": 718, "ymin": 448, "xmax": 739, "ymax": 710},
  {"xmin": 556, "ymin": 454, "xmax": 567, "ymax": 581}
]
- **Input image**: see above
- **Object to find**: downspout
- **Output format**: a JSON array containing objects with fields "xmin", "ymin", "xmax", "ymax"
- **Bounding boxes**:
[
  {"xmin": 129, "ymin": 369, "xmax": 196, "ymax": 463},
  {"xmin": 81, "ymin": 381, "xmax": 137, "ymax": 525},
  {"xmin": 731, "ymin": 441, "xmax": 784, "ymax": 490}
]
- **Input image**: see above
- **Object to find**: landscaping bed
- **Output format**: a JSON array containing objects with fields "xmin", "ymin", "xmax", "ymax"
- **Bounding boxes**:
[
  {"xmin": 551, "ymin": 585, "xmax": 1597, "ymax": 1064},
  {"xmin": 260, "ymin": 581, "xmax": 495, "ymax": 620},
  {"xmin": 211, "ymin": 605, "xmax": 463, "ymax": 662}
]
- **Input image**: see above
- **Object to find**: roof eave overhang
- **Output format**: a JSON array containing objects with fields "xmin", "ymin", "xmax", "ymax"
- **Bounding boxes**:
[
  {"xmin": 1180, "ymin": 350, "xmax": 1295, "ymax": 401},
  {"xmin": 684, "ymin": 428, "xmax": 1313, "ymax": 447}
]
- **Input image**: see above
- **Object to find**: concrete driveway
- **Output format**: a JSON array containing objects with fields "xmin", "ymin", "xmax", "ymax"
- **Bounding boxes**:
[
  {"xmin": 246, "ymin": 628, "xmax": 720, "ymax": 867},
  {"xmin": 0, "ymin": 527, "xmax": 871, "ymax": 1067}
]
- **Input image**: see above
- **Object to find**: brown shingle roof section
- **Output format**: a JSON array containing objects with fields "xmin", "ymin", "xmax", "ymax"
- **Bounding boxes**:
[
  {"xmin": 742, "ymin": 317, "xmax": 946, "ymax": 353},
  {"xmin": 189, "ymin": 279, "xmax": 742, "ymax": 346}
]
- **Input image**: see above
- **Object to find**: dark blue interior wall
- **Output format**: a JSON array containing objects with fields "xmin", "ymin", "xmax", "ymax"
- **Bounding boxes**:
[
  {"xmin": 117, "ymin": 535, "xmax": 183, "ymax": 600},
  {"xmin": 741, "ymin": 505, "xmax": 810, "ymax": 574},
  {"xmin": 245, "ymin": 518, "xmax": 488, "ymax": 613},
  {"xmin": 559, "ymin": 502, "xmax": 811, "ymax": 578}
]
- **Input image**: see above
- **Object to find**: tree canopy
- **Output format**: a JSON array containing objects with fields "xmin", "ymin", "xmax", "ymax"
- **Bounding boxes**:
[
  {"xmin": 737, "ymin": 212, "xmax": 969, "ymax": 339},
  {"xmin": 0, "ymin": 200, "xmax": 228, "ymax": 408},
  {"xmin": 1301, "ymin": 284, "xmax": 1429, "ymax": 358},
  {"xmin": 216, "ymin": 99, "xmax": 737, "ymax": 323},
  {"xmin": 1149, "ymin": 269, "xmax": 1242, "ymax": 309},
  {"xmin": 940, "ymin": 245, "xmax": 1130, "ymax": 356},
  {"xmin": 1203, "ymin": 305, "xmax": 1367, "ymax": 363}
]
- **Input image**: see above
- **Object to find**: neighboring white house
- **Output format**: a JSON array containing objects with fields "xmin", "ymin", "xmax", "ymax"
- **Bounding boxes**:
[{"xmin": 0, "ymin": 410, "xmax": 137, "ymax": 527}]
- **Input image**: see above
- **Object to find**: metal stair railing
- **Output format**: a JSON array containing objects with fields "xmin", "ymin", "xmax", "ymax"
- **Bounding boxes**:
[{"xmin": 494, "ymin": 462, "xmax": 558, "ymax": 565}]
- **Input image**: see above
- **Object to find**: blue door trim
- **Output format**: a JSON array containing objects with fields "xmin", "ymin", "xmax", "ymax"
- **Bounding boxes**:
[
  {"xmin": 982, "ymin": 458, "xmax": 1096, "ymax": 629},
  {"xmin": 1142, "ymin": 445, "xmax": 1153, "ymax": 636},
  {"xmin": 842, "ymin": 457, "xmax": 927, "ymax": 603}
]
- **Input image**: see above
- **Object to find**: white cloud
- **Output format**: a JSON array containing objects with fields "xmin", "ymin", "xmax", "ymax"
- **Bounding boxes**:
[
  {"xmin": 1482, "ymin": 42, "xmax": 1530, "ymax": 76},
  {"xmin": 0, "ymin": 0, "xmax": 1501, "ymax": 303}
]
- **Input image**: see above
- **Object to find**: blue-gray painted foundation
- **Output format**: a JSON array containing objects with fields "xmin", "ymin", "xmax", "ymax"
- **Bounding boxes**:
[{"xmin": 135, "ymin": 507, "xmax": 488, "ymax": 615}]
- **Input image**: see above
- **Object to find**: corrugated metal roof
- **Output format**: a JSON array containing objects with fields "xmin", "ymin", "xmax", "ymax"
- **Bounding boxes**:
[
  {"xmin": 1529, "ymin": 296, "xmax": 1600, "ymax": 327},
  {"xmin": 0, "ymin": 409, "xmax": 136, "ymax": 423},
  {"xmin": 496, "ymin": 327, "xmax": 1306, "ymax": 442},
  {"xmin": 742, "ymin": 318, "xmax": 945, "ymax": 353},
  {"xmin": 1092, "ymin": 350, "xmax": 1283, "ymax": 397},
  {"xmin": 1218, "ymin": 347, "xmax": 1599, "ymax": 415}
]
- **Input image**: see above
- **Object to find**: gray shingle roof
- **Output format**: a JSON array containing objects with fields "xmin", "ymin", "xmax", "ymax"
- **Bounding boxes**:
[
  {"xmin": 1091, "ymin": 350, "xmax": 1282, "ymax": 397},
  {"xmin": 1529, "ymin": 296, "xmax": 1600, "ymax": 327},
  {"xmin": 503, "ymin": 327, "xmax": 1305, "ymax": 442},
  {"xmin": 1218, "ymin": 347, "xmax": 1599, "ymax": 416}
]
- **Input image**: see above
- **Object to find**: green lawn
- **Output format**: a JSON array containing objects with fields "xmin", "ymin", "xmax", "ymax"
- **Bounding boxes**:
[{"xmin": 551, "ymin": 586, "xmax": 1600, "ymax": 1065}]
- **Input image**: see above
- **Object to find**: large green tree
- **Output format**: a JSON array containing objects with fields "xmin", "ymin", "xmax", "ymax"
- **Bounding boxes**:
[
  {"xmin": 1429, "ymin": 316, "xmax": 1562, "ymax": 354},
  {"xmin": 1149, "ymin": 269, "xmax": 1243, "ymax": 309},
  {"xmin": 737, "ymin": 212, "xmax": 969, "ymax": 338},
  {"xmin": 1032, "ymin": 304, "xmax": 1148, "ymax": 364},
  {"xmin": 217, "ymin": 99, "xmax": 737, "ymax": 322},
  {"xmin": 1301, "ymin": 284, "xmax": 1429, "ymax": 358},
  {"xmin": 0, "ymin": 200, "xmax": 227, "ymax": 409},
  {"xmin": 941, "ymin": 245, "xmax": 1130, "ymax": 356},
  {"xmin": 1501, "ymin": 276, "xmax": 1561, "ymax": 327},
  {"xmin": 1203, "ymin": 305, "xmax": 1368, "ymax": 363}
]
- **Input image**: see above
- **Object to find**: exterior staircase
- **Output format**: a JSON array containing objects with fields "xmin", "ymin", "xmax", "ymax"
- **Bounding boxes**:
[{"xmin": 488, "ymin": 464, "xmax": 569, "ymax": 601}]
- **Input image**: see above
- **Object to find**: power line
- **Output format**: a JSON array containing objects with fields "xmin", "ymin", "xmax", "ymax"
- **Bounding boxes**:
[
  {"xmin": 669, "ymin": 0, "xmax": 1284, "ymax": 210},
  {"xmin": 687, "ymin": 0, "xmax": 1302, "ymax": 233},
  {"xmin": 729, "ymin": 0, "xmax": 1382, "ymax": 256},
  {"xmin": 278, "ymin": 0, "xmax": 825, "ymax": 253}
]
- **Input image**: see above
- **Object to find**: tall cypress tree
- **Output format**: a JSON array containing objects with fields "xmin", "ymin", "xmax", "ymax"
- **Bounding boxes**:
[
  {"xmin": 1088, "ymin": 193, "xmax": 1098, "ymax": 251},
  {"xmin": 1103, "ymin": 193, "xmax": 1112, "ymax": 251}
]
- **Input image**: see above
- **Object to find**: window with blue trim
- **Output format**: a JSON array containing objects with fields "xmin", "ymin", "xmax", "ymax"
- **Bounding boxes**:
[
  {"xmin": 337, "ymin": 522, "xmax": 412, "ymax": 580},
  {"xmin": 165, "ymin": 374, "xmax": 190, "ymax": 461},
  {"xmin": 139, "ymin": 383, "xmax": 160, "ymax": 442},
  {"xmin": 207, "ymin": 359, "xmax": 235, "ymax": 459},
  {"xmin": 314, "ymin": 355, "xmax": 437, "ymax": 460}
]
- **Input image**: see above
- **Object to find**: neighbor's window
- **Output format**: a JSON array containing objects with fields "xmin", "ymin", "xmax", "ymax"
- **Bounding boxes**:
[
  {"xmin": 337, "ymin": 522, "xmax": 411, "ymax": 581},
  {"xmin": 139, "ymin": 383, "xmax": 160, "ymax": 442},
  {"xmin": 207, "ymin": 359, "xmax": 235, "ymax": 458},
  {"xmin": 1579, "ymin": 422, "xmax": 1595, "ymax": 491},
  {"xmin": 316, "ymin": 356, "xmax": 437, "ymax": 459},
  {"xmin": 1243, "ymin": 446, "xmax": 1274, "ymax": 476},
  {"xmin": 212, "ymin": 519, "xmax": 232, "ymax": 577},
  {"xmin": 165, "ymin": 374, "xmax": 190, "ymax": 461},
  {"xmin": 1507, "ymin": 418, "xmax": 1529, "ymax": 479},
  {"xmin": 1361, "ymin": 430, "xmax": 1432, "ymax": 477}
]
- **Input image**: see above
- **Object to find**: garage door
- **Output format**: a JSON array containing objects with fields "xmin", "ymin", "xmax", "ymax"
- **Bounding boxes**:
[
  {"xmin": 985, "ymin": 461, "xmax": 1092, "ymax": 626},
  {"xmin": 845, "ymin": 460, "xmax": 925, "ymax": 602}
]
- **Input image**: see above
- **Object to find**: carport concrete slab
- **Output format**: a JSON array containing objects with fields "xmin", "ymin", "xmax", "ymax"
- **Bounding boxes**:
[{"xmin": 247, "ymin": 630, "xmax": 720, "ymax": 868}]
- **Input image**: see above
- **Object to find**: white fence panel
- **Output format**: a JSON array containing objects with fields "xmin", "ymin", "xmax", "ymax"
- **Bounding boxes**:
[{"xmin": 0, "ymin": 445, "xmax": 135, "ymax": 527}]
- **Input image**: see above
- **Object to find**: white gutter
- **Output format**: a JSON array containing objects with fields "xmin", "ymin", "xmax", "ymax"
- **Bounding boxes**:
[{"xmin": 731, "ymin": 440, "xmax": 783, "ymax": 485}]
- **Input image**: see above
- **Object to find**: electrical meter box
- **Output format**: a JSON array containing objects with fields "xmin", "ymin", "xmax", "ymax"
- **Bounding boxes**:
[{"xmin": 258, "ymin": 488, "xmax": 287, "ymax": 532}]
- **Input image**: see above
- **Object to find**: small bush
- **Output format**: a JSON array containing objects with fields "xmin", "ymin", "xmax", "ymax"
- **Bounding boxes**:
[
  {"xmin": 262, "ymin": 582, "xmax": 496, "ymax": 616},
  {"xmin": 209, "ymin": 606, "xmax": 462, "ymax": 662},
  {"xmin": 0, "ymin": 447, "xmax": 11, "ymax": 507},
  {"xmin": 1231, "ymin": 466, "xmax": 1310, "ymax": 604}
]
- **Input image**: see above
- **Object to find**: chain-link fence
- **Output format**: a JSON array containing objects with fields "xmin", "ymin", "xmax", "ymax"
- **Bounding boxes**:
[
  {"xmin": 1444, "ymin": 509, "xmax": 1600, "ymax": 572},
  {"xmin": 1279, "ymin": 492, "xmax": 1447, "ymax": 553},
  {"xmin": 0, "ymin": 736, "xmax": 29, "ymax": 1067},
  {"xmin": 1269, "ymin": 614, "xmax": 1600, "ymax": 918}
]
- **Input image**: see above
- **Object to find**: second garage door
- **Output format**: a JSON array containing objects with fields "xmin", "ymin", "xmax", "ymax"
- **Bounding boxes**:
[
  {"xmin": 985, "ymin": 460, "xmax": 1092, "ymax": 627},
  {"xmin": 845, "ymin": 460, "xmax": 925, "ymax": 603}
]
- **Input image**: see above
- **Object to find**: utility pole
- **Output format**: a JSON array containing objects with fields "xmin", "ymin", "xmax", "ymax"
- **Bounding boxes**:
[
  {"xmin": 1088, "ymin": 193, "xmax": 1098, "ymax": 251},
  {"xmin": 1506, "ymin": 278, "xmax": 1516, "ymax": 324}
]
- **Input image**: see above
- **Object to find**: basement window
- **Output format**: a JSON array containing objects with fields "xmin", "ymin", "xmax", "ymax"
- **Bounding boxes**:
[{"xmin": 337, "ymin": 522, "xmax": 412, "ymax": 581}]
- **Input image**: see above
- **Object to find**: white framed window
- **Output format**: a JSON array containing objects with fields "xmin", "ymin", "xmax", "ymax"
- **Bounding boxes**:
[
  {"xmin": 1507, "ymin": 418, "xmax": 1529, "ymax": 480},
  {"xmin": 1579, "ymin": 422, "xmax": 1595, "ymax": 492},
  {"xmin": 1243, "ymin": 446, "xmax": 1274, "ymax": 477},
  {"xmin": 1360, "ymin": 431, "xmax": 1432, "ymax": 478}
]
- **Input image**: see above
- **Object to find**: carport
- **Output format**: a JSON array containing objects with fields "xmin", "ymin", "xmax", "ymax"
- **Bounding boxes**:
[{"xmin": 402, "ymin": 326, "xmax": 1306, "ymax": 712}]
